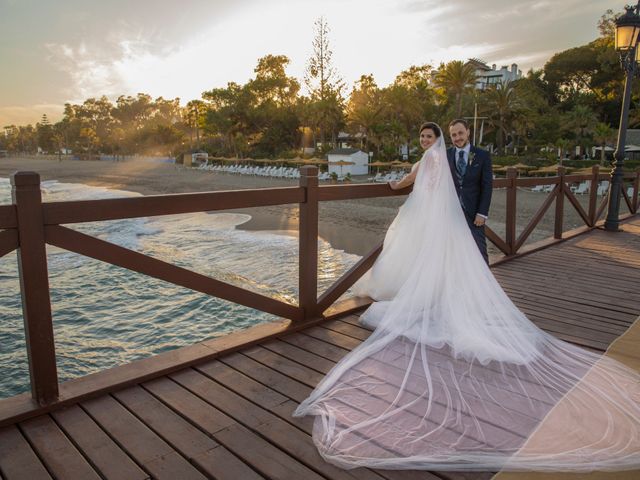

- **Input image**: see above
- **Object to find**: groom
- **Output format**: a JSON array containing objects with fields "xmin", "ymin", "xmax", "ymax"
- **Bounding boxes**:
[{"xmin": 447, "ymin": 119, "xmax": 493, "ymax": 264}]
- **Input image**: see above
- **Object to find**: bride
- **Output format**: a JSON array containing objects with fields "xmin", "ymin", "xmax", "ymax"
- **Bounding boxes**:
[{"xmin": 292, "ymin": 122, "xmax": 640, "ymax": 472}]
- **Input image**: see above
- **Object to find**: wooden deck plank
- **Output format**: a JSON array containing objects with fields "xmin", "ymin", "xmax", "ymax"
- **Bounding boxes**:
[
  {"xmin": 497, "ymin": 267, "xmax": 639, "ymax": 299},
  {"xmin": 509, "ymin": 245, "xmax": 640, "ymax": 269},
  {"xmin": 280, "ymin": 331, "xmax": 353, "ymax": 363},
  {"xmin": 498, "ymin": 290, "xmax": 635, "ymax": 328},
  {"xmin": 243, "ymin": 335, "xmax": 536, "ymax": 438},
  {"xmin": 241, "ymin": 345, "xmax": 327, "ymax": 387},
  {"xmin": 114, "ymin": 385, "xmax": 260, "ymax": 480},
  {"xmin": 332, "ymin": 303, "xmax": 630, "ymax": 353},
  {"xmin": 503, "ymin": 264, "xmax": 640, "ymax": 291},
  {"xmin": 172, "ymin": 366, "xmax": 389, "ymax": 480},
  {"xmin": 0, "ymin": 425, "xmax": 51, "ymax": 480},
  {"xmin": 330, "ymin": 312, "xmax": 613, "ymax": 352},
  {"xmin": 81, "ymin": 395, "xmax": 207, "ymax": 480},
  {"xmin": 51, "ymin": 405, "xmax": 149, "ymax": 480},
  {"xmin": 304, "ymin": 325, "xmax": 363, "ymax": 350},
  {"xmin": 227, "ymin": 338, "xmax": 493, "ymax": 479},
  {"xmin": 195, "ymin": 361, "xmax": 441, "ymax": 480},
  {"xmin": 262, "ymin": 338, "xmax": 338, "ymax": 373},
  {"xmin": 494, "ymin": 270, "xmax": 640, "ymax": 313},
  {"xmin": 213, "ymin": 423, "xmax": 323, "ymax": 480},
  {"xmin": 498, "ymin": 274, "xmax": 640, "ymax": 315},
  {"xmin": 194, "ymin": 359, "xmax": 313, "ymax": 434},
  {"xmin": 515, "ymin": 244, "xmax": 640, "ymax": 270},
  {"xmin": 1, "ymin": 216, "xmax": 639, "ymax": 479},
  {"xmin": 286, "ymin": 326, "xmax": 562, "ymax": 410},
  {"xmin": 20, "ymin": 414, "xmax": 101, "ymax": 480},
  {"xmin": 163, "ymin": 371, "xmax": 331, "ymax": 480},
  {"xmin": 220, "ymin": 352, "xmax": 313, "ymax": 403},
  {"xmin": 497, "ymin": 260, "xmax": 640, "ymax": 292}
]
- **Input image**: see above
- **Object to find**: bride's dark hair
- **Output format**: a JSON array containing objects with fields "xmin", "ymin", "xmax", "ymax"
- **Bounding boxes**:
[{"xmin": 419, "ymin": 122, "xmax": 441, "ymax": 138}]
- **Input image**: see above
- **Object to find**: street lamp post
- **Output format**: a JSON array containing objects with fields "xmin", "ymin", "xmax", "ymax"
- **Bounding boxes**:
[{"xmin": 605, "ymin": 3, "xmax": 640, "ymax": 231}]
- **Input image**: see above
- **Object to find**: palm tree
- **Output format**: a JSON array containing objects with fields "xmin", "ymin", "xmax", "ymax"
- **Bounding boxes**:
[
  {"xmin": 435, "ymin": 61, "xmax": 477, "ymax": 117},
  {"xmin": 555, "ymin": 138, "xmax": 572, "ymax": 165},
  {"xmin": 592, "ymin": 122, "xmax": 615, "ymax": 165},
  {"xmin": 481, "ymin": 80, "xmax": 522, "ymax": 154},
  {"xmin": 564, "ymin": 104, "xmax": 597, "ymax": 157}
]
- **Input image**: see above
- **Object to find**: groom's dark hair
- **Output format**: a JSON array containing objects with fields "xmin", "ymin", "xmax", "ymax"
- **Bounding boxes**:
[
  {"xmin": 449, "ymin": 118, "xmax": 469, "ymax": 130},
  {"xmin": 419, "ymin": 122, "xmax": 441, "ymax": 137}
]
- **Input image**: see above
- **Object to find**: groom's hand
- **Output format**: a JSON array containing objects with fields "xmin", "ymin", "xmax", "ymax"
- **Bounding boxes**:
[{"xmin": 474, "ymin": 214, "xmax": 486, "ymax": 226}]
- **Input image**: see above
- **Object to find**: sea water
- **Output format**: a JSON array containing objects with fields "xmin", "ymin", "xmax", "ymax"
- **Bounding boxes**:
[{"xmin": 0, "ymin": 178, "xmax": 360, "ymax": 398}]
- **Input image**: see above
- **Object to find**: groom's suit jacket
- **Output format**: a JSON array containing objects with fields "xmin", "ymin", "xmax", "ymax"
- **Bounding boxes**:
[{"xmin": 446, "ymin": 144, "xmax": 493, "ymax": 219}]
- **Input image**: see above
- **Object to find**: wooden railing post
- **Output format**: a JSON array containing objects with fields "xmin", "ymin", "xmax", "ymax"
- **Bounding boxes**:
[
  {"xmin": 11, "ymin": 172, "xmax": 58, "ymax": 404},
  {"xmin": 633, "ymin": 170, "xmax": 639, "ymax": 214},
  {"xmin": 588, "ymin": 165, "xmax": 600, "ymax": 226},
  {"xmin": 298, "ymin": 166, "xmax": 319, "ymax": 320},
  {"xmin": 554, "ymin": 166, "xmax": 566, "ymax": 239},
  {"xmin": 505, "ymin": 167, "xmax": 517, "ymax": 255}
]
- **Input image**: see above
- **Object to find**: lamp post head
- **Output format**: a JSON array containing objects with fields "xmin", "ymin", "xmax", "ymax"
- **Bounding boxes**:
[
  {"xmin": 616, "ymin": 4, "xmax": 640, "ymax": 51},
  {"xmin": 615, "ymin": 3, "xmax": 640, "ymax": 72}
]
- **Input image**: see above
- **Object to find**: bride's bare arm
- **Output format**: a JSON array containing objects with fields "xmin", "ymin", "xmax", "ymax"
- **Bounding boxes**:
[{"xmin": 389, "ymin": 168, "xmax": 418, "ymax": 190}]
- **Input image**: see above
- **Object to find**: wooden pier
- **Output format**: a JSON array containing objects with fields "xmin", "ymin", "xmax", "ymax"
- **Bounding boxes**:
[{"xmin": 0, "ymin": 167, "xmax": 638, "ymax": 479}]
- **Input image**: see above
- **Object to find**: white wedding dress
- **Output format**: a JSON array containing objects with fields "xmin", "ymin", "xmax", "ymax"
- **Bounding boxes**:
[{"xmin": 292, "ymin": 131, "xmax": 640, "ymax": 472}]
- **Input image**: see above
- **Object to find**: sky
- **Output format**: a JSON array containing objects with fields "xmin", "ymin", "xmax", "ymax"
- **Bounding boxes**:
[{"xmin": 0, "ymin": 0, "xmax": 621, "ymax": 127}]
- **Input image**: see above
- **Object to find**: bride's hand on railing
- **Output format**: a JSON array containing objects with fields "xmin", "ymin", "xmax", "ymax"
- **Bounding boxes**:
[{"xmin": 389, "ymin": 171, "xmax": 416, "ymax": 190}]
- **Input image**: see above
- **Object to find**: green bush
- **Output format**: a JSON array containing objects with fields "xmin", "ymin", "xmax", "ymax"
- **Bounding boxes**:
[{"xmin": 277, "ymin": 149, "xmax": 300, "ymax": 159}]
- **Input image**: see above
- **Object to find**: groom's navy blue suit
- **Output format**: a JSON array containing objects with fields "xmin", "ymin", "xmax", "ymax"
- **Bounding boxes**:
[{"xmin": 447, "ymin": 144, "xmax": 493, "ymax": 263}]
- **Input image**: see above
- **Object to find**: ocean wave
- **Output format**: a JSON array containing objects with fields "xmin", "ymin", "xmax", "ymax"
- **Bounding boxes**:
[{"xmin": 0, "ymin": 177, "xmax": 360, "ymax": 398}]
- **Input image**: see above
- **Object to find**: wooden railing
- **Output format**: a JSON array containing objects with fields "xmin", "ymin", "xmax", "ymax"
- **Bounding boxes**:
[
  {"xmin": 0, "ymin": 165, "xmax": 638, "ymax": 406},
  {"xmin": 493, "ymin": 165, "xmax": 639, "ymax": 256}
]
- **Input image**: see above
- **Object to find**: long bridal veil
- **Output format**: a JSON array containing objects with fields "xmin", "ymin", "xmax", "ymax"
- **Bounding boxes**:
[{"xmin": 292, "ymin": 128, "xmax": 640, "ymax": 471}]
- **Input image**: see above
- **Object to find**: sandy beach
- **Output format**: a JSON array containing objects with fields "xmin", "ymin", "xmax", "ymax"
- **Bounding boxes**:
[{"xmin": 0, "ymin": 156, "xmax": 595, "ymax": 256}]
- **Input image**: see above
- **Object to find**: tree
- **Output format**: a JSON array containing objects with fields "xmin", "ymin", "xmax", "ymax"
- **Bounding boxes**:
[
  {"xmin": 304, "ymin": 17, "xmax": 345, "ymax": 148},
  {"xmin": 593, "ymin": 122, "xmax": 615, "ymax": 165},
  {"xmin": 250, "ymin": 54, "xmax": 300, "ymax": 107},
  {"xmin": 382, "ymin": 65, "xmax": 437, "ymax": 156},
  {"xmin": 543, "ymin": 36, "xmax": 621, "ymax": 119},
  {"xmin": 113, "ymin": 94, "xmax": 154, "ymax": 131},
  {"xmin": 36, "ymin": 114, "xmax": 55, "ymax": 153},
  {"xmin": 245, "ymin": 55, "xmax": 302, "ymax": 156},
  {"xmin": 512, "ymin": 70, "xmax": 560, "ymax": 150},
  {"xmin": 544, "ymin": 45, "xmax": 600, "ymax": 101},
  {"xmin": 598, "ymin": 9, "xmax": 617, "ymax": 38},
  {"xmin": 5, "ymin": 125, "xmax": 37, "ymax": 153},
  {"xmin": 345, "ymin": 75, "xmax": 383, "ymax": 152},
  {"xmin": 435, "ymin": 60, "xmax": 477, "ymax": 117},
  {"xmin": 154, "ymin": 124, "xmax": 184, "ymax": 156},
  {"xmin": 563, "ymin": 104, "xmax": 597, "ymax": 156},
  {"xmin": 202, "ymin": 82, "xmax": 253, "ymax": 157},
  {"xmin": 480, "ymin": 80, "xmax": 523, "ymax": 154},
  {"xmin": 555, "ymin": 138, "xmax": 572, "ymax": 164},
  {"xmin": 186, "ymin": 100, "xmax": 205, "ymax": 150},
  {"xmin": 79, "ymin": 126, "xmax": 98, "ymax": 154}
]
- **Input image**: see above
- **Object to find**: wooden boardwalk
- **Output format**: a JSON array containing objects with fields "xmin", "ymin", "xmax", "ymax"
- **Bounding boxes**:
[{"xmin": 0, "ymin": 218, "xmax": 639, "ymax": 480}]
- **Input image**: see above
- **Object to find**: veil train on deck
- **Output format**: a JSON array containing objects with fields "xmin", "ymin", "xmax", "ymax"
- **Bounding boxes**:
[{"xmin": 292, "ymin": 126, "xmax": 640, "ymax": 472}]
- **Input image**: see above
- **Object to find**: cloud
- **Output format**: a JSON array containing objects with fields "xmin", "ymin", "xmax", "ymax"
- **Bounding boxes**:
[
  {"xmin": 44, "ymin": 42, "xmax": 130, "ymax": 102},
  {"xmin": 0, "ymin": 104, "xmax": 64, "ymax": 127},
  {"xmin": 0, "ymin": 0, "xmax": 622, "ymax": 127}
]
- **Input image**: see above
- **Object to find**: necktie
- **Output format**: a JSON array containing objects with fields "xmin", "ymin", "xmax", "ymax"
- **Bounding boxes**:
[{"xmin": 457, "ymin": 150, "xmax": 467, "ymax": 178}]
